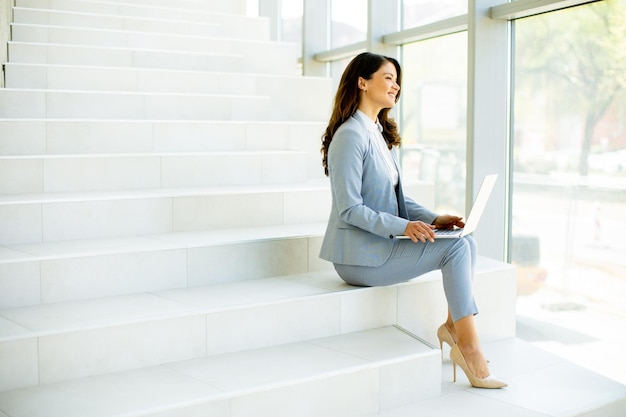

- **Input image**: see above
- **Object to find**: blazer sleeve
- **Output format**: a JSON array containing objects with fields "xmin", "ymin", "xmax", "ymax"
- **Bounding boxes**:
[
  {"xmin": 404, "ymin": 194, "xmax": 439, "ymax": 224},
  {"xmin": 327, "ymin": 124, "xmax": 409, "ymax": 238}
]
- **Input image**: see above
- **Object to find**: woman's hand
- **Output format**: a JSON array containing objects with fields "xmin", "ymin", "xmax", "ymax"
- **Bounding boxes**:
[
  {"xmin": 403, "ymin": 221, "xmax": 436, "ymax": 243},
  {"xmin": 433, "ymin": 214, "xmax": 465, "ymax": 230}
]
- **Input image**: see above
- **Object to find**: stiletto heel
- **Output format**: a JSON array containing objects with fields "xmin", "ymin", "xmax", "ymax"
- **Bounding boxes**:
[
  {"xmin": 452, "ymin": 359, "xmax": 457, "ymax": 382},
  {"xmin": 437, "ymin": 324, "xmax": 456, "ymax": 358},
  {"xmin": 449, "ymin": 344, "xmax": 507, "ymax": 389},
  {"xmin": 437, "ymin": 324, "xmax": 456, "ymax": 346}
]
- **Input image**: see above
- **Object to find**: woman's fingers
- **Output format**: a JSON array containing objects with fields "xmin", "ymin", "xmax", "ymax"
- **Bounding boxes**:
[{"xmin": 405, "ymin": 221, "xmax": 435, "ymax": 242}]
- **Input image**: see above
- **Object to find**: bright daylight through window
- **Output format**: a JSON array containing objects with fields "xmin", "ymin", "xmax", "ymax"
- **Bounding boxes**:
[
  {"xmin": 511, "ymin": 0, "xmax": 626, "ymax": 384},
  {"xmin": 400, "ymin": 33, "xmax": 468, "ymax": 216}
]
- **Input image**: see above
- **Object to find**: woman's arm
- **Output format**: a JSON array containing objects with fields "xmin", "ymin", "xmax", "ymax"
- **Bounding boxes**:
[{"xmin": 328, "ymin": 125, "xmax": 409, "ymax": 238}]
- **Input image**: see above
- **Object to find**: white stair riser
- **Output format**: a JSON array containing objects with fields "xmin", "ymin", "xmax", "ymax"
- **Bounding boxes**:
[
  {"xmin": 0, "ymin": 237, "xmax": 329, "ymax": 308},
  {"xmin": 0, "ymin": 120, "xmax": 326, "ymax": 155},
  {"xmin": 16, "ymin": 0, "xmax": 248, "ymax": 15},
  {"xmin": 4, "ymin": 65, "xmax": 333, "ymax": 122},
  {"xmin": 17, "ymin": 0, "xmax": 250, "ymax": 24},
  {"xmin": 6, "ymin": 64, "xmax": 258, "ymax": 94},
  {"xmin": 397, "ymin": 259, "xmax": 518, "ymax": 344},
  {"xmin": 10, "ymin": 26, "xmax": 299, "ymax": 73},
  {"xmin": 219, "ymin": 358, "xmax": 441, "ymax": 417},
  {"xmin": 101, "ymin": 0, "xmax": 248, "ymax": 15},
  {"xmin": 0, "ymin": 90, "xmax": 271, "ymax": 120},
  {"xmin": 9, "ymin": 42, "xmax": 246, "ymax": 72},
  {"xmin": 13, "ymin": 8, "xmax": 268, "ymax": 40},
  {"xmin": 0, "ymin": 190, "xmax": 332, "ymax": 244},
  {"xmin": 0, "ymin": 152, "xmax": 308, "ymax": 193},
  {"xmin": 0, "ymin": 316, "xmax": 207, "ymax": 391}
]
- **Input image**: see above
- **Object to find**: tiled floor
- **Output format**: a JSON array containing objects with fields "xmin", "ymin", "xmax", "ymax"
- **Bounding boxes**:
[
  {"xmin": 375, "ymin": 338, "xmax": 626, "ymax": 417},
  {"xmin": 517, "ymin": 290, "xmax": 626, "ymax": 387}
]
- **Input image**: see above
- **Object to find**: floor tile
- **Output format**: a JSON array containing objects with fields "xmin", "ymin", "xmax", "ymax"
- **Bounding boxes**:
[
  {"xmin": 167, "ymin": 340, "xmax": 368, "ymax": 393},
  {"xmin": 472, "ymin": 361, "xmax": 626, "ymax": 417},
  {"xmin": 231, "ymin": 368, "xmax": 379, "ymax": 417},
  {"xmin": 153, "ymin": 277, "xmax": 330, "ymax": 310},
  {"xmin": 0, "ymin": 317, "xmax": 32, "ymax": 340},
  {"xmin": 0, "ymin": 366, "xmax": 221, "ymax": 417},
  {"xmin": 0, "ymin": 246, "xmax": 31, "ymax": 261},
  {"xmin": 282, "ymin": 270, "xmax": 355, "ymax": 292},
  {"xmin": 0, "ymin": 293, "xmax": 185, "ymax": 333},
  {"xmin": 374, "ymin": 390, "xmax": 550, "ymax": 417},
  {"xmin": 479, "ymin": 338, "xmax": 566, "ymax": 379},
  {"xmin": 7, "ymin": 236, "xmax": 180, "ymax": 259},
  {"xmin": 310, "ymin": 326, "xmax": 434, "ymax": 362}
]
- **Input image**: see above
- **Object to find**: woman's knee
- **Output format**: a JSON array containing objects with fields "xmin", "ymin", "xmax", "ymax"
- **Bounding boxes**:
[
  {"xmin": 463, "ymin": 235, "xmax": 477, "ymax": 259},
  {"xmin": 445, "ymin": 237, "xmax": 474, "ymax": 266}
]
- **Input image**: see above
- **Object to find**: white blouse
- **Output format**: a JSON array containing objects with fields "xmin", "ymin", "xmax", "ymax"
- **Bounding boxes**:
[{"xmin": 355, "ymin": 110, "xmax": 399, "ymax": 186}]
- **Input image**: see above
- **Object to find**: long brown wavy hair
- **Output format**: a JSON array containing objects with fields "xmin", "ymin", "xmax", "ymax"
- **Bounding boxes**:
[{"xmin": 321, "ymin": 52, "xmax": 402, "ymax": 176}]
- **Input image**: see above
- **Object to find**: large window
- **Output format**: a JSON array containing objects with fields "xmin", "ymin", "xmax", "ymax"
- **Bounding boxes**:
[
  {"xmin": 400, "ymin": 32, "xmax": 468, "ymax": 215},
  {"xmin": 281, "ymin": 0, "xmax": 303, "ymax": 46},
  {"xmin": 402, "ymin": 0, "xmax": 466, "ymax": 28},
  {"xmin": 331, "ymin": 0, "xmax": 367, "ymax": 48},
  {"xmin": 512, "ymin": 0, "xmax": 626, "ymax": 384}
]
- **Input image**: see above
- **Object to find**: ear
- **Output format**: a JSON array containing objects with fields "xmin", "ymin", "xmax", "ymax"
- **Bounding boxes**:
[{"xmin": 357, "ymin": 77, "xmax": 367, "ymax": 91}]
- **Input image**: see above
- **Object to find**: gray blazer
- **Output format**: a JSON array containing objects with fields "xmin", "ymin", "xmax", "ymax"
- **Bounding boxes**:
[{"xmin": 319, "ymin": 114, "xmax": 438, "ymax": 267}]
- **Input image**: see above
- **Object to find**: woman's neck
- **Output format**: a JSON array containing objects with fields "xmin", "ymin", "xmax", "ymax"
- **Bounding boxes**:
[{"xmin": 357, "ymin": 104, "xmax": 380, "ymax": 123}]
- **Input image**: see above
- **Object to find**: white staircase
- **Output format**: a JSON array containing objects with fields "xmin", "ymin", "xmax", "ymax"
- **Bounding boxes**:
[{"xmin": 1, "ymin": 1, "xmax": 624, "ymax": 416}]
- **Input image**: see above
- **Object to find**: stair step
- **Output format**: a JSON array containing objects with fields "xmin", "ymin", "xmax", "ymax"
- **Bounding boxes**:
[
  {"xmin": 0, "ymin": 150, "xmax": 308, "ymax": 193},
  {"xmin": 0, "ymin": 223, "xmax": 328, "ymax": 299},
  {"xmin": 3, "ymin": 64, "xmax": 333, "ymax": 121},
  {"xmin": 8, "ymin": 40, "xmax": 246, "ymax": 72},
  {"xmin": 9, "ymin": 24, "xmax": 299, "ymax": 74},
  {"xmin": 0, "ymin": 255, "xmax": 515, "ymax": 391},
  {"xmin": 0, "ymin": 267, "xmax": 441, "ymax": 390},
  {"xmin": 0, "ymin": 326, "xmax": 440, "ymax": 417},
  {"xmin": 0, "ymin": 181, "xmax": 434, "ymax": 247},
  {"xmin": 17, "ymin": 0, "xmax": 248, "ymax": 22},
  {"xmin": 13, "ymin": 6, "xmax": 269, "ymax": 40},
  {"xmin": 0, "ymin": 222, "xmax": 329, "ymax": 307},
  {"xmin": 0, "ymin": 182, "xmax": 332, "ymax": 245},
  {"xmin": 3, "ymin": 334, "xmax": 624, "ymax": 417},
  {"xmin": 0, "ymin": 89, "xmax": 271, "ymax": 120},
  {"xmin": 0, "ymin": 119, "xmax": 326, "ymax": 156},
  {"xmin": 16, "ymin": 0, "xmax": 248, "ymax": 15},
  {"xmin": 4, "ymin": 63, "xmax": 270, "ymax": 93}
]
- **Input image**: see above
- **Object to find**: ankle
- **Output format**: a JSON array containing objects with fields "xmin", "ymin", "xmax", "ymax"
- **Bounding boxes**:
[
  {"xmin": 457, "ymin": 341, "xmax": 481, "ymax": 357},
  {"xmin": 444, "ymin": 321, "xmax": 455, "ymax": 334}
]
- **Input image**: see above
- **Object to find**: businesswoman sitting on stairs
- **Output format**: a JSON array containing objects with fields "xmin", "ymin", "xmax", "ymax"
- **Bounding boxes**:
[{"xmin": 319, "ymin": 52, "xmax": 506, "ymax": 389}]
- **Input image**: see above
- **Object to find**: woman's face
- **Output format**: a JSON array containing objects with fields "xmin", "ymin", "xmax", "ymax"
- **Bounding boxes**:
[{"xmin": 359, "ymin": 61, "xmax": 400, "ymax": 111}]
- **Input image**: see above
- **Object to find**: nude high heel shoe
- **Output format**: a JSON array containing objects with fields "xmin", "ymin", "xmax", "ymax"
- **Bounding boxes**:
[
  {"xmin": 437, "ymin": 324, "xmax": 456, "ymax": 358},
  {"xmin": 450, "ymin": 344, "xmax": 507, "ymax": 389}
]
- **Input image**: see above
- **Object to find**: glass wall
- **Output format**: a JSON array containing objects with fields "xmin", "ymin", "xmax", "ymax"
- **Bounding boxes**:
[
  {"xmin": 400, "ymin": 32, "xmax": 468, "ymax": 215},
  {"xmin": 512, "ymin": 0, "xmax": 626, "ymax": 384},
  {"xmin": 331, "ymin": 0, "xmax": 367, "ymax": 48},
  {"xmin": 402, "ymin": 0, "xmax": 466, "ymax": 28},
  {"xmin": 281, "ymin": 0, "xmax": 303, "ymax": 46}
]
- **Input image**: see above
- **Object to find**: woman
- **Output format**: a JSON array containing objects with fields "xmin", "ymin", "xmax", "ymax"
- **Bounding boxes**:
[{"xmin": 319, "ymin": 52, "xmax": 506, "ymax": 389}]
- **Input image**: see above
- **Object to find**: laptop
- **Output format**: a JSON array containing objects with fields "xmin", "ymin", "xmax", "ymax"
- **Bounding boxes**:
[{"xmin": 399, "ymin": 174, "xmax": 498, "ymax": 239}]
